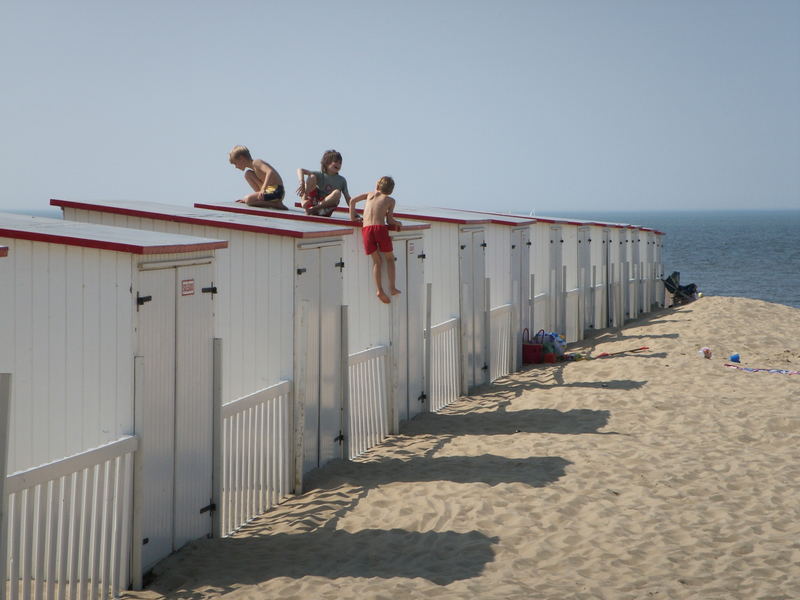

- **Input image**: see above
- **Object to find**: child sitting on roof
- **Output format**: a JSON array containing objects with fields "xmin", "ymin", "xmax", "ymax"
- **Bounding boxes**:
[
  {"xmin": 229, "ymin": 145, "xmax": 288, "ymax": 210},
  {"xmin": 349, "ymin": 176, "xmax": 403, "ymax": 304},
  {"xmin": 296, "ymin": 149, "xmax": 351, "ymax": 216}
]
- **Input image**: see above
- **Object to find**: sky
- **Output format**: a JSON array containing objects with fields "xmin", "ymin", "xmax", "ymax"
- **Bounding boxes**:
[{"xmin": 1, "ymin": 0, "xmax": 798, "ymax": 217}]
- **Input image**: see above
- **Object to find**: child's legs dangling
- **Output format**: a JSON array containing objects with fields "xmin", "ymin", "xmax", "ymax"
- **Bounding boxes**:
[
  {"xmin": 383, "ymin": 251, "xmax": 401, "ymax": 296},
  {"xmin": 371, "ymin": 252, "xmax": 390, "ymax": 304}
]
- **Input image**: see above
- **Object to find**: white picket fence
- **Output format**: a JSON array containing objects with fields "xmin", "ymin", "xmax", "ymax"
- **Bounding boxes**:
[
  {"xmin": 428, "ymin": 318, "xmax": 461, "ymax": 412},
  {"xmin": 347, "ymin": 346, "xmax": 390, "ymax": 459},
  {"xmin": 489, "ymin": 304, "xmax": 513, "ymax": 382},
  {"xmin": 2, "ymin": 436, "xmax": 137, "ymax": 600},
  {"xmin": 219, "ymin": 381, "xmax": 292, "ymax": 537}
]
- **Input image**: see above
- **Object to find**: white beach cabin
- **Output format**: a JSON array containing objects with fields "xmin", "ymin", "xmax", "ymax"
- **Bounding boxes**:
[
  {"xmin": 193, "ymin": 201, "xmax": 430, "ymax": 446},
  {"xmin": 378, "ymin": 206, "xmax": 492, "ymax": 397},
  {"xmin": 51, "ymin": 199, "xmax": 353, "ymax": 503},
  {"xmin": 404, "ymin": 208, "xmax": 535, "ymax": 379},
  {"xmin": 0, "ymin": 212, "xmax": 227, "ymax": 590}
]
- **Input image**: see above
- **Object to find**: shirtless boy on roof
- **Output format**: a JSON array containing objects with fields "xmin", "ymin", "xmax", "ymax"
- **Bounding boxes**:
[{"xmin": 349, "ymin": 176, "xmax": 403, "ymax": 304}]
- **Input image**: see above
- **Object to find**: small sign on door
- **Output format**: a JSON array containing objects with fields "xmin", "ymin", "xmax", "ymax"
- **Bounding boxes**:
[
  {"xmin": 181, "ymin": 279, "xmax": 195, "ymax": 296},
  {"xmin": 408, "ymin": 241, "xmax": 415, "ymax": 254}
]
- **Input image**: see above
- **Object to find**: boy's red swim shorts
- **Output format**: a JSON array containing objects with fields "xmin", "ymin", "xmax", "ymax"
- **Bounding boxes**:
[{"xmin": 362, "ymin": 225, "xmax": 393, "ymax": 255}]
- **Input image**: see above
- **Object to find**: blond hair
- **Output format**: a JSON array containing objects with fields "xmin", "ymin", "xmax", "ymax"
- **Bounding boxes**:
[
  {"xmin": 229, "ymin": 145, "xmax": 252, "ymax": 163},
  {"xmin": 376, "ymin": 176, "xmax": 395, "ymax": 194}
]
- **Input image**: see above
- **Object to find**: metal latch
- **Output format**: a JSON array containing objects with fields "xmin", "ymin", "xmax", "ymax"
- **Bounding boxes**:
[
  {"xmin": 199, "ymin": 502, "xmax": 216, "ymax": 514},
  {"xmin": 136, "ymin": 293, "xmax": 152, "ymax": 307},
  {"xmin": 482, "ymin": 363, "xmax": 488, "ymax": 371},
  {"xmin": 201, "ymin": 286, "xmax": 217, "ymax": 294},
  {"xmin": 418, "ymin": 392, "xmax": 427, "ymax": 403},
  {"xmin": 418, "ymin": 253, "xmax": 426, "ymax": 259},
  {"xmin": 480, "ymin": 242, "xmax": 487, "ymax": 247},
  {"xmin": 297, "ymin": 267, "xmax": 307, "ymax": 275},
  {"xmin": 334, "ymin": 432, "xmax": 345, "ymax": 444},
  {"xmin": 335, "ymin": 260, "xmax": 345, "ymax": 271}
]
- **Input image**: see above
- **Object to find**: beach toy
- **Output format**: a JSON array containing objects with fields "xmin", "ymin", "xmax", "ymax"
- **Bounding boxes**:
[
  {"xmin": 593, "ymin": 346, "xmax": 649, "ymax": 359},
  {"xmin": 698, "ymin": 347, "xmax": 712, "ymax": 359},
  {"xmin": 729, "ymin": 353, "xmax": 740, "ymax": 363}
]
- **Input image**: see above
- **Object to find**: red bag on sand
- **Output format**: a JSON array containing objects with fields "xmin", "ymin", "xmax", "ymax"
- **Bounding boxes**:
[{"xmin": 522, "ymin": 328, "xmax": 543, "ymax": 364}]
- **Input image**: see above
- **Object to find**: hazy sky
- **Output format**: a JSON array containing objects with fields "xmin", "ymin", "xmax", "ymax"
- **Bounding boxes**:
[{"xmin": 1, "ymin": 0, "xmax": 798, "ymax": 216}]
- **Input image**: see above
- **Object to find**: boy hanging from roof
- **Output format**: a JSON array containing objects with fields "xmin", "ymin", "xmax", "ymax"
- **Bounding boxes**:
[
  {"xmin": 296, "ymin": 149, "xmax": 351, "ymax": 217},
  {"xmin": 229, "ymin": 145, "xmax": 288, "ymax": 209},
  {"xmin": 349, "ymin": 176, "xmax": 403, "ymax": 304}
]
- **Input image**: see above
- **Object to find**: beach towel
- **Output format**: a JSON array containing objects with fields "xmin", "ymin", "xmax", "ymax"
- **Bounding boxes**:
[{"xmin": 724, "ymin": 363, "xmax": 800, "ymax": 375}]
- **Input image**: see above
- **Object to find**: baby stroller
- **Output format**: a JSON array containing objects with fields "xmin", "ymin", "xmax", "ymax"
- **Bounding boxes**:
[{"xmin": 662, "ymin": 271, "xmax": 697, "ymax": 306}]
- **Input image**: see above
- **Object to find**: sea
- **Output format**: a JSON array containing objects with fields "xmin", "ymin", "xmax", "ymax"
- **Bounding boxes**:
[
  {"xmin": 534, "ymin": 210, "xmax": 800, "ymax": 310},
  {"xmin": 5, "ymin": 207, "xmax": 800, "ymax": 309}
]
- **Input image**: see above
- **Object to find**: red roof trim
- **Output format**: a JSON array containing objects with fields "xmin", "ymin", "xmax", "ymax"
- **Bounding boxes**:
[
  {"xmin": 52, "ymin": 198, "xmax": 352, "ymax": 239},
  {"xmin": 0, "ymin": 228, "xmax": 227, "ymax": 254},
  {"xmin": 197, "ymin": 202, "xmax": 428, "ymax": 231},
  {"xmin": 301, "ymin": 203, "xmax": 489, "ymax": 225}
]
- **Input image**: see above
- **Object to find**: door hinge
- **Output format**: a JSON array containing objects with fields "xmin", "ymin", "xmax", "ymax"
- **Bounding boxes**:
[
  {"xmin": 297, "ymin": 267, "xmax": 307, "ymax": 275},
  {"xmin": 201, "ymin": 286, "xmax": 217, "ymax": 294},
  {"xmin": 199, "ymin": 502, "xmax": 216, "ymax": 514},
  {"xmin": 335, "ymin": 260, "xmax": 345, "ymax": 271},
  {"xmin": 136, "ymin": 293, "xmax": 152, "ymax": 309},
  {"xmin": 334, "ymin": 432, "xmax": 345, "ymax": 444}
]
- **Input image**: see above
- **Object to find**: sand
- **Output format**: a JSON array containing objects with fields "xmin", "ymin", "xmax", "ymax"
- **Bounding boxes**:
[{"xmin": 123, "ymin": 296, "xmax": 800, "ymax": 600}]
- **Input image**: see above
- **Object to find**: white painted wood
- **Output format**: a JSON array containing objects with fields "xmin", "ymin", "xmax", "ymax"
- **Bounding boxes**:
[
  {"xmin": 3, "ymin": 436, "xmax": 136, "ymax": 600},
  {"xmin": 219, "ymin": 381, "xmax": 292, "ymax": 535},
  {"xmin": 347, "ymin": 346, "xmax": 390, "ymax": 458},
  {"xmin": 489, "ymin": 304, "xmax": 513, "ymax": 381},
  {"xmin": 173, "ymin": 262, "xmax": 215, "ymax": 548},
  {"xmin": 0, "ymin": 373, "xmax": 10, "ymax": 600},
  {"xmin": 428, "ymin": 318, "xmax": 460, "ymax": 412}
]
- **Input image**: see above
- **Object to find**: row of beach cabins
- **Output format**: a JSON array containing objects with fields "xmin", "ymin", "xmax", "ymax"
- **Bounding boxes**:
[{"xmin": 0, "ymin": 198, "xmax": 664, "ymax": 598}]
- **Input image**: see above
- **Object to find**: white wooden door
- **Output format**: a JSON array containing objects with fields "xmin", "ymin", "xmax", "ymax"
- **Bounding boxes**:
[
  {"xmin": 578, "ymin": 227, "xmax": 592, "ymax": 330},
  {"xmin": 405, "ymin": 237, "xmax": 425, "ymax": 420},
  {"xmin": 136, "ymin": 268, "xmax": 176, "ymax": 571},
  {"xmin": 391, "ymin": 244, "xmax": 409, "ymax": 423},
  {"xmin": 173, "ymin": 264, "xmax": 214, "ymax": 548},
  {"xmin": 510, "ymin": 228, "xmax": 530, "ymax": 370},
  {"xmin": 294, "ymin": 244, "xmax": 343, "ymax": 475},
  {"xmin": 136, "ymin": 264, "xmax": 215, "ymax": 571},
  {"xmin": 389, "ymin": 236, "xmax": 426, "ymax": 423},
  {"xmin": 318, "ymin": 245, "xmax": 342, "ymax": 467},
  {"xmin": 458, "ymin": 228, "xmax": 488, "ymax": 391},
  {"xmin": 602, "ymin": 228, "xmax": 611, "ymax": 327},
  {"xmin": 549, "ymin": 226, "xmax": 563, "ymax": 334}
]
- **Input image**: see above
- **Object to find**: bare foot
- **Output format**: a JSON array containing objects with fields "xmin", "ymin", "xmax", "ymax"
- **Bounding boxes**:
[
  {"xmin": 390, "ymin": 288, "xmax": 401, "ymax": 296},
  {"xmin": 377, "ymin": 290, "xmax": 390, "ymax": 304}
]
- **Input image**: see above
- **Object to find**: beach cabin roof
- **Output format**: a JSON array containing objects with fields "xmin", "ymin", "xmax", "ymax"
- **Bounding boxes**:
[
  {"xmin": 0, "ymin": 211, "xmax": 227, "ymax": 254},
  {"xmin": 194, "ymin": 201, "xmax": 431, "ymax": 232},
  {"xmin": 51, "ymin": 199, "xmax": 353, "ymax": 239}
]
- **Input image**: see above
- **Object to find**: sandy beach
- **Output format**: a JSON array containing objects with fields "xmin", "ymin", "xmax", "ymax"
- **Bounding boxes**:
[{"xmin": 124, "ymin": 296, "xmax": 800, "ymax": 600}]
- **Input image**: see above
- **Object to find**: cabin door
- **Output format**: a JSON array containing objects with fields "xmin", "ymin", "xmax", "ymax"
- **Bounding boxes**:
[
  {"xmin": 578, "ymin": 227, "xmax": 592, "ymax": 331},
  {"xmin": 549, "ymin": 226, "xmax": 563, "ymax": 335},
  {"xmin": 294, "ymin": 243, "xmax": 343, "ymax": 477},
  {"xmin": 601, "ymin": 228, "xmax": 611, "ymax": 327},
  {"xmin": 390, "ymin": 236, "xmax": 426, "ymax": 423},
  {"xmin": 458, "ymin": 227, "xmax": 488, "ymax": 392},
  {"xmin": 510, "ymin": 227, "xmax": 530, "ymax": 370},
  {"xmin": 136, "ymin": 261, "xmax": 215, "ymax": 572}
]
